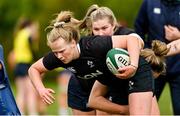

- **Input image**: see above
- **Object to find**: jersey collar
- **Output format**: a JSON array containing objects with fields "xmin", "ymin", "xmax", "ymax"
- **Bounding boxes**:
[{"xmin": 77, "ymin": 44, "xmax": 81, "ymax": 54}]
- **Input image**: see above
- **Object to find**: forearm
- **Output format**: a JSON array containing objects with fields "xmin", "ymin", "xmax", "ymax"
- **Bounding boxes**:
[
  {"xmin": 167, "ymin": 39, "xmax": 180, "ymax": 56},
  {"xmin": 28, "ymin": 67, "xmax": 45, "ymax": 93},
  {"xmin": 88, "ymin": 96, "xmax": 129, "ymax": 114},
  {"xmin": 127, "ymin": 35, "xmax": 142, "ymax": 67}
]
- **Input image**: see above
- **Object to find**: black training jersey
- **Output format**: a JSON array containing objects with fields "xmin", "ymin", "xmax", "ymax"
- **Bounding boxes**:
[
  {"xmin": 43, "ymin": 35, "xmax": 118, "ymax": 90},
  {"xmin": 114, "ymin": 26, "xmax": 134, "ymax": 35},
  {"xmin": 43, "ymin": 28, "xmax": 135, "ymax": 92}
]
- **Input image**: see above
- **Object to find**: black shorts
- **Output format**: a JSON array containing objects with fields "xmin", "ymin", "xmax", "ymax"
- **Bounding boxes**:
[
  {"xmin": 128, "ymin": 57, "xmax": 154, "ymax": 93},
  {"xmin": 108, "ymin": 81, "xmax": 129, "ymax": 105},
  {"xmin": 14, "ymin": 63, "xmax": 31, "ymax": 77},
  {"xmin": 68, "ymin": 75, "xmax": 94, "ymax": 112},
  {"xmin": 108, "ymin": 57, "xmax": 154, "ymax": 105}
]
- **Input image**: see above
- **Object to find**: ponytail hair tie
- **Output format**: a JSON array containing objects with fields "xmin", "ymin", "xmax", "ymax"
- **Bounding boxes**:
[{"xmin": 54, "ymin": 21, "xmax": 65, "ymax": 28}]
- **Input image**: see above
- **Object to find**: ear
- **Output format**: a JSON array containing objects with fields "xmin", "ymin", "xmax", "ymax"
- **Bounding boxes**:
[
  {"xmin": 70, "ymin": 39, "xmax": 77, "ymax": 47},
  {"xmin": 112, "ymin": 23, "xmax": 116, "ymax": 30}
]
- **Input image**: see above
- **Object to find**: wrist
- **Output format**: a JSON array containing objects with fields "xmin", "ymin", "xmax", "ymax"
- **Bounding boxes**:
[{"xmin": 130, "ymin": 64, "xmax": 138, "ymax": 69}]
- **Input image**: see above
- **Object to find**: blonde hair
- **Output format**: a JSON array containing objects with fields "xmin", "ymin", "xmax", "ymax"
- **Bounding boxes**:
[
  {"xmin": 46, "ymin": 11, "xmax": 80, "ymax": 46},
  {"xmin": 79, "ymin": 4, "xmax": 118, "ymax": 35},
  {"xmin": 141, "ymin": 40, "xmax": 170, "ymax": 73}
]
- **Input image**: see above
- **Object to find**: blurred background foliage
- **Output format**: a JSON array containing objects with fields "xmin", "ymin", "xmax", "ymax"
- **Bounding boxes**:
[
  {"xmin": 0, "ymin": 0, "xmax": 143, "ymax": 58},
  {"xmin": 0, "ymin": 0, "xmax": 144, "ymax": 80}
]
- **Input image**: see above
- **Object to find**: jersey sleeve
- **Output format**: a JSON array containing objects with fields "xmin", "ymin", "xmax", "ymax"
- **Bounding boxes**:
[{"xmin": 42, "ymin": 52, "xmax": 63, "ymax": 70}]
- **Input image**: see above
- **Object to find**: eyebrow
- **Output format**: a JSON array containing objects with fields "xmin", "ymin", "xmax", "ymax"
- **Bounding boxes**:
[
  {"xmin": 52, "ymin": 48, "xmax": 65, "ymax": 53},
  {"xmin": 94, "ymin": 25, "xmax": 108, "ymax": 29}
]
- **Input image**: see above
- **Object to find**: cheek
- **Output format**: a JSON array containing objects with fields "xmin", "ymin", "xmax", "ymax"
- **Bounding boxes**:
[
  {"xmin": 109, "ymin": 28, "xmax": 114, "ymax": 35},
  {"xmin": 92, "ymin": 30, "xmax": 98, "ymax": 35},
  {"xmin": 105, "ymin": 31, "xmax": 111, "ymax": 35},
  {"xmin": 63, "ymin": 49, "xmax": 73, "ymax": 58},
  {"xmin": 63, "ymin": 51, "xmax": 71, "ymax": 58},
  {"xmin": 105, "ymin": 28, "xmax": 113, "ymax": 35}
]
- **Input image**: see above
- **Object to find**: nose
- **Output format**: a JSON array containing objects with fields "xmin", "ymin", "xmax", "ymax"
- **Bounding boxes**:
[
  {"xmin": 98, "ymin": 31, "xmax": 104, "ymax": 36},
  {"xmin": 57, "ymin": 53, "xmax": 63, "ymax": 59}
]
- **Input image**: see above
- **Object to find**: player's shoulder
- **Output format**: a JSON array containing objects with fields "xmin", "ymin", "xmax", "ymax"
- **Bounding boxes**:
[
  {"xmin": 114, "ymin": 26, "xmax": 134, "ymax": 35},
  {"xmin": 79, "ymin": 36, "xmax": 111, "ymax": 57},
  {"xmin": 80, "ymin": 35, "xmax": 111, "ymax": 47},
  {"xmin": 80, "ymin": 35, "xmax": 110, "ymax": 41}
]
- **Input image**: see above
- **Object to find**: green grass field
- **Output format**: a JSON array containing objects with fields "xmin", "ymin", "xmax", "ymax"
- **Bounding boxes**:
[
  {"xmin": 10, "ymin": 80, "xmax": 173, "ymax": 115},
  {"xmin": 158, "ymin": 84, "xmax": 173, "ymax": 115}
]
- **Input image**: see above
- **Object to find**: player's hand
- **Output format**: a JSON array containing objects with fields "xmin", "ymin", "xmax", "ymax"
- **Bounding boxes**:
[
  {"xmin": 0, "ymin": 63, "xmax": 2, "ymax": 70},
  {"xmin": 164, "ymin": 25, "xmax": 180, "ymax": 41},
  {"xmin": 115, "ymin": 65, "xmax": 137, "ymax": 79},
  {"xmin": 38, "ymin": 88, "xmax": 55, "ymax": 105}
]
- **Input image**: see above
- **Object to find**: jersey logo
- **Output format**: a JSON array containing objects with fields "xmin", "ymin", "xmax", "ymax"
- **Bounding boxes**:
[
  {"xmin": 67, "ymin": 67, "xmax": 76, "ymax": 73},
  {"xmin": 87, "ymin": 60, "xmax": 94, "ymax": 68},
  {"xmin": 109, "ymin": 96, "xmax": 112, "ymax": 101},
  {"xmin": 77, "ymin": 70, "xmax": 103, "ymax": 79},
  {"xmin": 153, "ymin": 8, "xmax": 161, "ymax": 14},
  {"xmin": 129, "ymin": 80, "xmax": 134, "ymax": 90}
]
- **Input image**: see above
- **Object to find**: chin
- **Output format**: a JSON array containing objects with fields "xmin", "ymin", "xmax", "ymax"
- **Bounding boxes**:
[{"xmin": 63, "ymin": 60, "xmax": 70, "ymax": 64}]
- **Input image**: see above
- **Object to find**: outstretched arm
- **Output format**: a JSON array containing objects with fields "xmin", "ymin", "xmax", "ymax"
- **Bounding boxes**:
[
  {"xmin": 167, "ymin": 39, "xmax": 180, "ymax": 56},
  {"xmin": 28, "ymin": 58, "xmax": 55, "ymax": 104},
  {"xmin": 164, "ymin": 25, "xmax": 180, "ymax": 41},
  {"xmin": 88, "ymin": 80, "xmax": 129, "ymax": 114}
]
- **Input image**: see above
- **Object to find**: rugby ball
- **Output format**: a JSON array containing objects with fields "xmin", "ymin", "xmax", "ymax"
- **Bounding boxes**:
[{"xmin": 106, "ymin": 48, "xmax": 130, "ymax": 74}]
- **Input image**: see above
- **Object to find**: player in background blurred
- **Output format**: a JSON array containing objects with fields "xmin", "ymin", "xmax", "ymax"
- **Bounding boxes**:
[
  {"xmin": 8, "ymin": 18, "xmax": 39, "ymax": 115},
  {"xmin": 134, "ymin": 0, "xmax": 180, "ymax": 114}
]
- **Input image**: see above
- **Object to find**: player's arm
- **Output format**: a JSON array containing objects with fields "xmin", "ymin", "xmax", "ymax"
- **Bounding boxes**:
[
  {"xmin": 28, "ymin": 58, "xmax": 55, "ymax": 104},
  {"xmin": 112, "ymin": 34, "xmax": 143, "ymax": 79},
  {"xmin": 112, "ymin": 34, "xmax": 144, "ymax": 67},
  {"xmin": 88, "ymin": 80, "xmax": 129, "ymax": 114},
  {"xmin": 167, "ymin": 39, "xmax": 180, "ymax": 56},
  {"xmin": 28, "ymin": 58, "xmax": 47, "ymax": 92}
]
